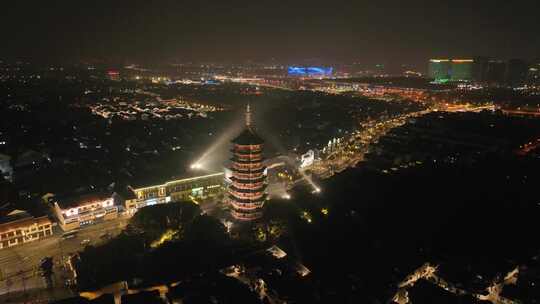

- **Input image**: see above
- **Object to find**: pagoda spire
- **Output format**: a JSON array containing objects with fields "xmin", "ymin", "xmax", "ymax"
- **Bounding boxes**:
[{"xmin": 245, "ymin": 102, "xmax": 252, "ymax": 128}]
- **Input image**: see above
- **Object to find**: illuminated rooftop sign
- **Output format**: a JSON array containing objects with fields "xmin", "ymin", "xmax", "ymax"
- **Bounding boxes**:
[
  {"xmin": 430, "ymin": 59, "xmax": 450, "ymax": 63},
  {"xmin": 430, "ymin": 59, "xmax": 474, "ymax": 63}
]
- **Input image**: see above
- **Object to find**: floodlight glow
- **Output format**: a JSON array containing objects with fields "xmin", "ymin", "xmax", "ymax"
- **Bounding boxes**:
[
  {"xmin": 190, "ymin": 163, "xmax": 203, "ymax": 170},
  {"xmin": 191, "ymin": 119, "xmax": 244, "ymax": 171},
  {"xmin": 278, "ymin": 154, "xmax": 321, "ymax": 195},
  {"xmin": 282, "ymin": 193, "xmax": 291, "ymax": 200}
]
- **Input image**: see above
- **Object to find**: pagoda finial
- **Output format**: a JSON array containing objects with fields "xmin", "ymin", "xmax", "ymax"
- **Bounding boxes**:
[{"xmin": 245, "ymin": 102, "xmax": 252, "ymax": 127}]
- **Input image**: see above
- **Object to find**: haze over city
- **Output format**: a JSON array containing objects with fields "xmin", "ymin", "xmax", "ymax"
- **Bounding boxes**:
[{"xmin": 2, "ymin": 1, "xmax": 540, "ymax": 67}]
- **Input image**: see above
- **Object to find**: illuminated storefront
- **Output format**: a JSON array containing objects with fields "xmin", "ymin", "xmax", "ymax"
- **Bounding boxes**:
[
  {"xmin": 0, "ymin": 210, "xmax": 53, "ymax": 249},
  {"xmin": 53, "ymin": 192, "xmax": 118, "ymax": 231},
  {"xmin": 127, "ymin": 172, "xmax": 224, "ymax": 213}
]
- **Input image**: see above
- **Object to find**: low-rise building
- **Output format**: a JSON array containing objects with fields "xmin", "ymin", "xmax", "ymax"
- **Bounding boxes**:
[
  {"xmin": 112, "ymin": 186, "xmax": 138, "ymax": 213},
  {"xmin": 53, "ymin": 191, "xmax": 117, "ymax": 231},
  {"xmin": 0, "ymin": 209, "xmax": 53, "ymax": 249},
  {"xmin": 128, "ymin": 172, "xmax": 224, "ymax": 214}
]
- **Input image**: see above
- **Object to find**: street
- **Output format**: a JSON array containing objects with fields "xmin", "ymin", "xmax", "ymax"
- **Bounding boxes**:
[
  {"xmin": 0, "ymin": 216, "xmax": 129, "ymax": 302},
  {"xmin": 303, "ymin": 104, "xmax": 494, "ymax": 180}
]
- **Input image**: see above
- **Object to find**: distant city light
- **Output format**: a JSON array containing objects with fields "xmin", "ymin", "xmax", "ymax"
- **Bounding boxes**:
[{"xmin": 301, "ymin": 211, "xmax": 313, "ymax": 223}]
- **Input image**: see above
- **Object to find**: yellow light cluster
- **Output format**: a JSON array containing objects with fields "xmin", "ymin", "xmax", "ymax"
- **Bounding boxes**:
[
  {"xmin": 134, "ymin": 172, "xmax": 224, "ymax": 192},
  {"xmin": 150, "ymin": 229, "xmax": 176, "ymax": 248}
]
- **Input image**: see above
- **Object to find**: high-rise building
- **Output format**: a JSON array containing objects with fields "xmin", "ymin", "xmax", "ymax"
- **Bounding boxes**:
[
  {"xmin": 485, "ymin": 60, "xmax": 507, "ymax": 84},
  {"xmin": 450, "ymin": 59, "xmax": 474, "ymax": 81},
  {"xmin": 228, "ymin": 104, "xmax": 267, "ymax": 221},
  {"xmin": 428, "ymin": 59, "xmax": 475, "ymax": 83},
  {"xmin": 428, "ymin": 59, "xmax": 451, "ymax": 82},
  {"xmin": 528, "ymin": 62, "xmax": 540, "ymax": 84},
  {"xmin": 429, "ymin": 57, "xmax": 531, "ymax": 85},
  {"xmin": 472, "ymin": 56, "xmax": 489, "ymax": 82},
  {"xmin": 505, "ymin": 59, "xmax": 528, "ymax": 86},
  {"xmin": 429, "ymin": 59, "xmax": 475, "ymax": 82}
]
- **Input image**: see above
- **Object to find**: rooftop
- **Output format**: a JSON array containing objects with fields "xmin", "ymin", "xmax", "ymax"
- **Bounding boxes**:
[
  {"xmin": 0, "ymin": 209, "xmax": 32, "ymax": 225},
  {"xmin": 131, "ymin": 172, "xmax": 224, "ymax": 191},
  {"xmin": 232, "ymin": 128, "xmax": 264, "ymax": 146},
  {"xmin": 54, "ymin": 190, "xmax": 113, "ymax": 209},
  {"xmin": 0, "ymin": 209, "xmax": 50, "ymax": 230}
]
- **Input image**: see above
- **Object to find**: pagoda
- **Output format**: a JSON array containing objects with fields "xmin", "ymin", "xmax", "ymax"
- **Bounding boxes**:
[{"xmin": 228, "ymin": 104, "xmax": 267, "ymax": 221}]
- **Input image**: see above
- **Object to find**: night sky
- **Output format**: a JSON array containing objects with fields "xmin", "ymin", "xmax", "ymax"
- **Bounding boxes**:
[{"xmin": 2, "ymin": 0, "xmax": 539, "ymax": 67}]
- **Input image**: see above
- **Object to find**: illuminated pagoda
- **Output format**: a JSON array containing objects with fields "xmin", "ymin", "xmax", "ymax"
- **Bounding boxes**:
[{"xmin": 228, "ymin": 104, "xmax": 267, "ymax": 221}]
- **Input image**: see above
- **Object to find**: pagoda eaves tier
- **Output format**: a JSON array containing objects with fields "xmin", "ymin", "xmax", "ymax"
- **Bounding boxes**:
[{"xmin": 229, "ymin": 128, "xmax": 266, "ymax": 221}]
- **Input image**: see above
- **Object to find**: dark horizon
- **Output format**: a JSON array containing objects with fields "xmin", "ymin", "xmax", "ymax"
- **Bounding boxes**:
[{"xmin": 2, "ymin": 1, "xmax": 539, "ymax": 67}]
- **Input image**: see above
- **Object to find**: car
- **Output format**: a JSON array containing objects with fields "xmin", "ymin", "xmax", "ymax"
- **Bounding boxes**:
[{"xmin": 80, "ymin": 239, "xmax": 91, "ymax": 245}]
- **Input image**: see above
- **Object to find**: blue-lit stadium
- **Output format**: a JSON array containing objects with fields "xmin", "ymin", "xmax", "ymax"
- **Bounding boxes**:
[{"xmin": 288, "ymin": 66, "xmax": 333, "ymax": 77}]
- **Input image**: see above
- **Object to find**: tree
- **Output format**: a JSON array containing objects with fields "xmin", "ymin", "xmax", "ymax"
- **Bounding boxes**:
[
  {"xmin": 130, "ymin": 201, "xmax": 201, "ymax": 242},
  {"xmin": 184, "ymin": 215, "xmax": 228, "ymax": 244},
  {"xmin": 74, "ymin": 232, "xmax": 145, "ymax": 290}
]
